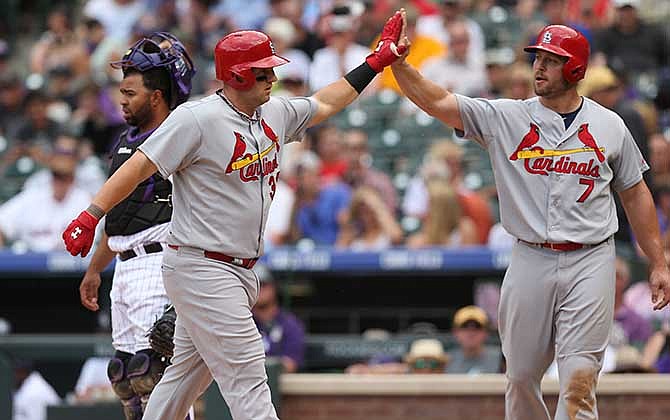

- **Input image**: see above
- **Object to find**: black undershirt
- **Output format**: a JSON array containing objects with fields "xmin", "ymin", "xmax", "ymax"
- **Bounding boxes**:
[{"xmin": 558, "ymin": 98, "xmax": 584, "ymax": 129}]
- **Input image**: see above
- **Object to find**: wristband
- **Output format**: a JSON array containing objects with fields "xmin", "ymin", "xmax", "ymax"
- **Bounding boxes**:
[
  {"xmin": 344, "ymin": 62, "xmax": 377, "ymax": 94},
  {"xmin": 86, "ymin": 204, "xmax": 105, "ymax": 220}
]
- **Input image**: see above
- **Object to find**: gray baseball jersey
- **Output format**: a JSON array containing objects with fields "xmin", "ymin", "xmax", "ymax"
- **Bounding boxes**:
[
  {"xmin": 139, "ymin": 93, "xmax": 317, "ymax": 257},
  {"xmin": 455, "ymin": 95, "xmax": 648, "ymax": 243},
  {"xmin": 455, "ymin": 94, "xmax": 648, "ymax": 420}
]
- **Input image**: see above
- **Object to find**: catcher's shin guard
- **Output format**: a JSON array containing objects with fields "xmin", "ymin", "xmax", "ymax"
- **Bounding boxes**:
[
  {"xmin": 108, "ymin": 351, "xmax": 142, "ymax": 420},
  {"xmin": 127, "ymin": 349, "xmax": 169, "ymax": 410}
]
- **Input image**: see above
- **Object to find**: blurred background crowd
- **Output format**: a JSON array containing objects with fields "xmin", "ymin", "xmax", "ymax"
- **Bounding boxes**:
[
  {"xmin": 1, "ymin": 0, "xmax": 670, "ymax": 415},
  {"xmin": 0, "ymin": 0, "xmax": 669, "ymax": 256}
]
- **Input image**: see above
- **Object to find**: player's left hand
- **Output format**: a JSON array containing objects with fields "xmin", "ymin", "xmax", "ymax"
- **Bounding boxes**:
[
  {"xmin": 365, "ymin": 10, "xmax": 407, "ymax": 72},
  {"xmin": 62, "ymin": 210, "xmax": 99, "ymax": 257},
  {"xmin": 649, "ymin": 265, "xmax": 670, "ymax": 310}
]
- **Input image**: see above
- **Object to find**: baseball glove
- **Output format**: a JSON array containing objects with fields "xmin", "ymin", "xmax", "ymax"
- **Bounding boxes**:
[{"xmin": 148, "ymin": 304, "xmax": 177, "ymax": 359}]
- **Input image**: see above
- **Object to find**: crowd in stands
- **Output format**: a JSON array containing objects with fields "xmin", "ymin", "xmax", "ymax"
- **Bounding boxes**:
[
  {"xmin": 2, "ymin": 1, "xmax": 670, "ymax": 415},
  {"xmin": 0, "ymin": 0, "xmax": 668, "ymax": 257}
]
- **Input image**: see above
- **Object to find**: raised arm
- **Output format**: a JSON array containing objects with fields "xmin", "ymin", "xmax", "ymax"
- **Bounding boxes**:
[
  {"xmin": 309, "ymin": 11, "xmax": 406, "ymax": 127},
  {"xmin": 390, "ymin": 10, "xmax": 464, "ymax": 131},
  {"xmin": 618, "ymin": 180, "xmax": 670, "ymax": 310},
  {"xmin": 62, "ymin": 151, "xmax": 158, "ymax": 257}
]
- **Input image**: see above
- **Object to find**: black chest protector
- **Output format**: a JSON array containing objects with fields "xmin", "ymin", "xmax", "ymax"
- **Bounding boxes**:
[{"xmin": 105, "ymin": 128, "xmax": 172, "ymax": 236}]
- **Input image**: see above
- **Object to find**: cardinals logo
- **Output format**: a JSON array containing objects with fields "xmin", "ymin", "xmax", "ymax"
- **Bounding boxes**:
[
  {"xmin": 509, "ymin": 123, "xmax": 540, "ymax": 161},
  {"xmin": 577, "ymin": 123, "xmax": 605, "ymax": 163},
  {"xmin": 509, "ymin": 122, "xmax": 605, "ymax": 178},
  {"xmin": 225, "ymin": 119, "xmax": 281, "ymax": 182}
]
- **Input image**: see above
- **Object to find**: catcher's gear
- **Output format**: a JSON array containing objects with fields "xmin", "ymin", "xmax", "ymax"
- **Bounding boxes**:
[
  {"xmin": 111, "ymin": 32, "xmax": 196, "ymax": 109},
  {"xmin": 148, "ymin": 304, "xmax": 177, "ymax": 359},
  {"xmin": 524, "ymin": 24, "xmax": 590, "ymax": 84},
  {"xmin": 366, "ymin": 11, "xmax": 406, "ymax": 73},
  {"xmin": 108, "ymin": 351, "xmax": 142, "ymax": 420},
  {"xmin": 214, "ymin": 30, "xmax": 289, "ymax": 90},
  {"xmin": 63, "ymin": 210, "xmax": 99, "ymax": 257},
  {"xmin": 127, "ymin": 349, "xmax": 169, "ymax": 410}
]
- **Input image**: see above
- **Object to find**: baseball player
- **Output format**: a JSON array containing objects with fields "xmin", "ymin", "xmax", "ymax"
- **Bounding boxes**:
[
  {"xmin": 62, "ymin": 13, "xmax": 405, "ymax": 420},
  {"xmin": 390, "ymin": 11, "xmax": 670, "ymax": 420},
  {"xmin": 77, "ymin": 32, "xmax": 196, "ymax": 420}
]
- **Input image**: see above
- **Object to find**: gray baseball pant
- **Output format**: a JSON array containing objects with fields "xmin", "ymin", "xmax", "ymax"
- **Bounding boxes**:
[
  {"xmin": 143, "ymin": 245, "xmax": 279, "ymax": 420},
  {"xmin": 498, "ymin": 238, "xmax": 615, "ymax": 420}
]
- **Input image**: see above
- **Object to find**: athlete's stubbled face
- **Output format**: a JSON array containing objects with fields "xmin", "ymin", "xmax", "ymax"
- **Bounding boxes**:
[
  {"xmin": 532, "ymin": 50, "xmax": 570, "ymax": 98},
  {"xmin": 119, "ymin": 73, "xmax": 153, "ymax": 127},
  {"xmin": 250, "ymin": 67, "xmax": 277, "ymax": 105}
]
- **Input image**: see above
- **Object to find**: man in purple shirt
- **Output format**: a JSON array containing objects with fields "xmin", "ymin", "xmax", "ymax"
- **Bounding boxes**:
[
  {"xmin": 252, "ymin": 264, "xmax": 306, "ymax": 373},
  {"xmin": 615, "ymin": 256, "xmax": 653, "ymax": 346}
]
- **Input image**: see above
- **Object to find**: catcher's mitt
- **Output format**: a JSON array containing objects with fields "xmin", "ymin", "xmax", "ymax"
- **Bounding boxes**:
[{"xmin": 148, "ymin": 304, "xmax": 177, "ymax": 359}]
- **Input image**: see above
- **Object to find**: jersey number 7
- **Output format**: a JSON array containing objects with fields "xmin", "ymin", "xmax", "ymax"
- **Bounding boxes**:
[{"xmin": 577, "ymin": 178, "xmax": 594, "ymax": 203}]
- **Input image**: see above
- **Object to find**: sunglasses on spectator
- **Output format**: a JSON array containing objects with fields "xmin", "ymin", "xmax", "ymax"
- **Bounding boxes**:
[
  {"xmin": 411, "ymin": 358, "xmax": 444, "ymax": 370},
  {"xmin": 51, "ymin": 170, "xmax": 75, "ymax": 181},
  {"xmin": 254, "ymin": 299, "xmax": 277, "ymax": 310}
]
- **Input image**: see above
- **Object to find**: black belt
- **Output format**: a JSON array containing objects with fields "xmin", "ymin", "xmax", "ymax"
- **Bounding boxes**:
[{"xmin": 118, "ymin": 242, "xmax": 164, "ymax": 261}]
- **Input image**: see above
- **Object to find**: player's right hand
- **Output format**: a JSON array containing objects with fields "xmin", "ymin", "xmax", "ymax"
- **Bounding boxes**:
[
  {"xmin": 62, "ymin": 210, "xmax": 99, "ymax": 257},
  {"xmin": 80, "ymin": 271, "xmax": 101, "ymax": 311},
  {"xmin": 365, "ymin": 10, "xmax": 407, "ymax": 72}
]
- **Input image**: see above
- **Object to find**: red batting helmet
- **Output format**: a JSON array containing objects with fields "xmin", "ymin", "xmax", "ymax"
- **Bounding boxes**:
[
  {"xmin": 214, "ymin": 30, "xmax": 289, "ymax": 90},
  {"xmin": 524, "ymin": 25, "xmax": 590, "ymax": 84}
]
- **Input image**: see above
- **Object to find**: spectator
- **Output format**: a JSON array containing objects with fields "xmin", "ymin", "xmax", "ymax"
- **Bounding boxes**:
[
  {"xmin": 263, "ymin": 17, "xmax": 312, "ymax": 95},
  {"xmin": 342, "ymin": 128, "xmax": 398, "ymax": 212},
  {"xmin": 0, "ymin": 139, "xmax": 92, "ymax": 251},
  {"xmin": 29, "ymin": 7, "xmax": 90, "ymax": 84},
  {"xmin": 593, "ymin": 0, "xmax": 669, "ymax": 82},
  {"xmin": 447, "ymin": 305, "xmax": 502, "ymax": 374},
  {"xmin": 269, "ymin": 0, "xmax": 325, "ymax": 60},
  {"xmin": 612, "ymin": 344, "xmax": 655, "ymax": 373},
  {"xmin": 404, "ymin": 338, "xmax": 450, "ymax": 374},
  {"xmin": 614, "ymin": 256, "xmax": 653, "ymax": 346},
  {"xmin": 312, "ymin": 123, "xmax": 347, "ymax": 184},
  {"xmin": 406, "ymin": 181, "xmax": 478, "ymax": 248},
  {"xmin": 264, "ymin": 178, "xmax": 295, "ymax": 249},
  {"xmin": 631, "ymin": 184, "xmax": 670, "ymax": 259},
  {"xmin": 290, "ymin": 152, "xmax": 351, "ymax": 246},
  {"xmin": 252, "ymin": 264, "xmax": 306, "ymax": 373},
  {"xmin": 336, "ymin": 186, "xmax": 403, "ymax": 251},
  {"xmin": 12, "ymin": 360, "xmax": 61, "ymax": 420},
  {"xmin": 416, "ymin": 0, "xmax": 486, "ymax": 72},
  {"xmin": 478, "ymin": 48, "xmax": 516, "ymax": 99},
  {"xmin": 83, "ymin": 0, "xmax": 147, "ymax": 42},
  {"xmin": 346, "ymin": 338, "xmax": 449, "ymax": 375},
  {"xmin": 420, "ymin": 18, "xmax": 488, "ymax": 97},
  {"xmin": 23, "ymin": 134, "xmax": 106, "ymax": 197},
  {"xmin": 403, "ymin": 140, "xmax": 493, "ymax": 244},
  {"xmin": 309, "ymin": 5, "xmax": 370, "ymax": 92},
  {"xmin": 14, "ymin": 90, "xmax": 62, "ymax": 165},
  {"xmin": 376, "ymin": 4, "xmax": 445, "ymax": 94},
  {"xmin": 641, "ymin": 321, "xmax": 670, "ymax": 373},
  {"xmin": 502, "ymin": 61, "xmax": 535, "ymax": 100},
  {"xmin": 69, "ymin": 82, "xmax": 126, "ymax": 157},
  {"xmin": 649, "ymin": 134, "xmax": 670, "ymax": 188},
  {"xmin": 579, "ymin": 66, "xmax": 649, "ymax": 163},
  {"xmin": 0, "ymin": 72, "xmax": 27, "ymax": 142},
  {"xmin": 73, "ymin": 356, "xmax": 115, "ymax": 403},
  {"xmin": 211, "ymin": 0, "xmax": 270, "ymax": 31}
]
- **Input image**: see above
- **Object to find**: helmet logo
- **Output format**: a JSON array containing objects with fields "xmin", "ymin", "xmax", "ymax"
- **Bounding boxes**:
[
  {"xmin": 542, "ymin": 31, "xmax": 552, "ymax": 44},
  {"xmin": 269, "ymin": 41, "xmax": 276, "ymax": 55}
]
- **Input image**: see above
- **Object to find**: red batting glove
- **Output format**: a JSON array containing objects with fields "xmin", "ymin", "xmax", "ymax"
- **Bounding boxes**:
[
  {"xmin": 365, "ymin": 12, "xmax": 407, "ymax": 72},
  {"xmin": 62, "ymin": 210, "xmax": 99, "ymax": 257}
]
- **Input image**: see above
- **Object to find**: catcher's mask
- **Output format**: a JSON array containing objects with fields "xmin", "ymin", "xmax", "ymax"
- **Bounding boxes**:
[{"xmin": 111, "ymin": 32, "xmax": 196, "ymax": 109}]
